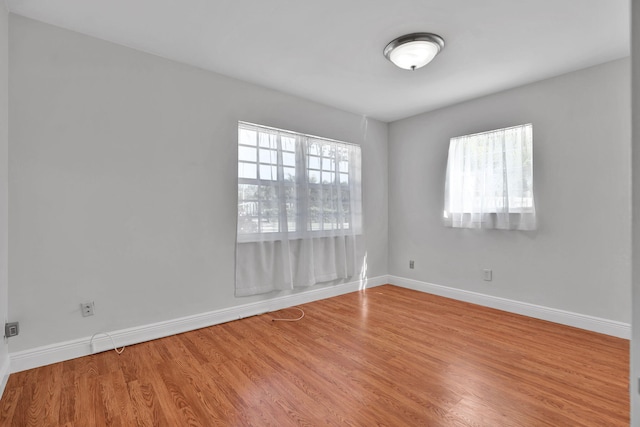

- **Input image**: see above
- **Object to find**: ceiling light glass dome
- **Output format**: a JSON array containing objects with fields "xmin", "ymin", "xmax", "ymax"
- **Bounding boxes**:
[{"xmin": 384, "ymin": 33, "xmax": 445, "ymax": 70}]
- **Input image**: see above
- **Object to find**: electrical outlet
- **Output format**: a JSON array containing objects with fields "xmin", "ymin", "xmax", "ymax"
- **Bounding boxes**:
[
  {"xmin": 81, "ymin": 302, "xmax": 94, "ymax": 317},
  {"xmin": 409, "ymin": 260, "xmax": 414, "ymax": 269},
  {"xmin": 4, "ymin": 322, "xmax": 19, "ymax": 338},
  {"xmin": 483, "ymin": 269, "xmax": 492, "ymax": 281}
]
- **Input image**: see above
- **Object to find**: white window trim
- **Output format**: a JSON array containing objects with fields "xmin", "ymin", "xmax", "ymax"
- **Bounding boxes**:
[
  {"xmin": 237, "ymin": 121, "xmax": 363, "ymax": 243},
  {"xmin": 443, "ymin": 123, "xmax": 536, "ymax": 230}
]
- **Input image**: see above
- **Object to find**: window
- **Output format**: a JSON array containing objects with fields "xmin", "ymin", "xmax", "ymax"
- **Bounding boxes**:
[
  {"xmin": 235, "ymin": 122, "xmax": 363, "ymax": 297},
  {"xmin": 238, "ymin": 121, "xmax": 362, "ymax": 241},
  {"xmin": 443, "ymin": 123, "xmax": 536, "ymax": 230}
]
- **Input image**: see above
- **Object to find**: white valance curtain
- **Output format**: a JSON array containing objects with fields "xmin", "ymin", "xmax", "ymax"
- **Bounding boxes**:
[
  {"xmin": 443, "ymin": 123, "xmax": 536, "ymax": 230},
  {"xmin": 235, "ymin": 122, "xmax": 362, "ymax": 296}
]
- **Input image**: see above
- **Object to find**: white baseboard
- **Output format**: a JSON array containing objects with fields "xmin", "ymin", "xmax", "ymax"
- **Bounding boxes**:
[
  {"xmin": 9, "ymin": 274, "xmax": 628, "ymax": 374},
  {"xmin": 0, "ymin": 354, "xmax": 9, "ymax": 400},
  {"xmin": 389, "ymin": 275, "xmax": 631, "ymax": 339},
  {"xmin": 10, "ymin": 275, "xmax": 388, "ymax": 373}
]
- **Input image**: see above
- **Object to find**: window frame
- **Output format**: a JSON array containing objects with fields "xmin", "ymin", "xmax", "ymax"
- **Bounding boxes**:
[
  {"xmin": 443, "ymin": 123, "xmax": 535, "ymax": 228},
  {"xmin": 237, "ymin": 121, "xmax": 362, "ymax": 243}
]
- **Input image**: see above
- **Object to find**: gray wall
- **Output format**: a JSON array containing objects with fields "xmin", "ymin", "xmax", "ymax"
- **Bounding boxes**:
[
  {"xmin": 389, "ymin": 58, "xmax": 631, "ymax": 323},
  {"xmin": 8, "ymin": 15, "xmax": 388, "ymax": 352},
  {"xmin": 631, "ymin": 0, "xmax": 639, "ymax": 422},
  {"xmin": 0, "ymin": 5, "xmax": 9, "ymax": 387}
]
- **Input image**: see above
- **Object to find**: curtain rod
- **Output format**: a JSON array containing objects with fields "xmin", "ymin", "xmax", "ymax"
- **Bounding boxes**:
[
  {"xmin": 239, "ymin": 121, "xmax": 360, "ymax": 148},
  {"xmin": 451, "ymin": 123, "xmax": 532, "ymax": 140}
]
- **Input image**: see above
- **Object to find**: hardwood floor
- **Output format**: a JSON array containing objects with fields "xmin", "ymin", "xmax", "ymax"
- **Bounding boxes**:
[{"xmin": 0, "ymin": 285, "xmax": 629, "ymax": 426}]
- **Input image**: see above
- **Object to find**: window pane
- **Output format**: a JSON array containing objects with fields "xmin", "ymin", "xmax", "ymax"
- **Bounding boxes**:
[
  {"xmin": 238, "ymin": 162, "xmax": 257, "ymax": 179},
  {"xmin": 308, "ymin": 156, "xmax": 320, "ymax": 169},
  {"xmin": 308, "ymin": 142, "xmax": 320, "ymax": 156},
  {"xmin": 308, "ymin": 187, "xmax": 321, "ymax": 231},
  {"xmin": 238, "ymin": 184, "xmax": 259, "ymax": 233},
  {"xmin": 259, "ymin": 164, "xmax": 277, "ymax": 181},
  {"xmin": 322, "ymin": 157, "xmax": 333, "ymax": 171},
  {"xmin": 258, "ymin": 185, "xmax": 279, "ymax": 232},
  {"xmin": 282, "ymin": 137, "xmax": 295, "ymax": 152},
  {"xmin": 341, "ymin": 191, "xmax": 351, "ymax": 225},
  {"xmin": 258, "ymin": 133, "xmax": 275, "ymax": 148},
  {"xmin": 308, "ymin": 170, "xmax": 320, "ymax": 183},
  {"xmin": 238, "ymin": 183, "xmax": 258, "ymax": 199},
  {"xmin": 283, "ymin": 167, "xmax": 295, "ymax": 181},
  {"xmin": 323, "ymin": 189, "xmax": 337, "ymax": 230},
  {"xmin": 285, "ymin": 184, "xmax": 296, "ymax": 232},
  {"xmin": 259, "ymin": 149, "xmax": 276, "ymax": 164},
  {"xmin": 239, "ymin": 146, "xmax": 257, "ymax": 162},
  {"xmin": 323, "ymin": 216, "xmax": 336, "ymax": 230},
  {"xmin": 321, "ymin": 171, "xmax": 334, "ymax": 184},
  {"xmin": 239, "ymin": 129, "xmax": 257, "ymax": 146},
  {"xmin": 283, "ymin": 152, "xmax": 295, "ymax": 167}
]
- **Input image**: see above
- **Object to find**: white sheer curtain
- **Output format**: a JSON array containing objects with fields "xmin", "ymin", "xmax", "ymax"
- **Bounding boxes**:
[
  {"xmin": 443, "ymin": 123, "xmax": 536, "ymax": 230},
  {"xmin": 236, "ymin": 122, "xmax": 362, "ymax": 297}
]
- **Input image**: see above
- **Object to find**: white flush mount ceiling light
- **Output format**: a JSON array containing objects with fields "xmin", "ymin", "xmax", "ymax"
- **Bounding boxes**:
[{"xmin": 383, "ymin": 33, "xmax": 445, "ymax": 70}]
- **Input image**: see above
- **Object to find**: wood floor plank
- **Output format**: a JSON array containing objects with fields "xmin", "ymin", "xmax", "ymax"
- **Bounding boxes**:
[
  {"xmin": 0, "ymin": 386, "xmax": 21, "ymax": 425},
  {"xmin": 0, "ymin": 285, "xmax": 629, "ymax": 426},
  {"xmin": 126, "ymin": 380, "xmax": 171, "ymax": 427}
]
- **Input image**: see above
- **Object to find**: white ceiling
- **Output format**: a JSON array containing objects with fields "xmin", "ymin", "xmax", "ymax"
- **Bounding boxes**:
[{"xmin": 6, "ymin": 0, "xmax": 630, "ymax": 122}]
